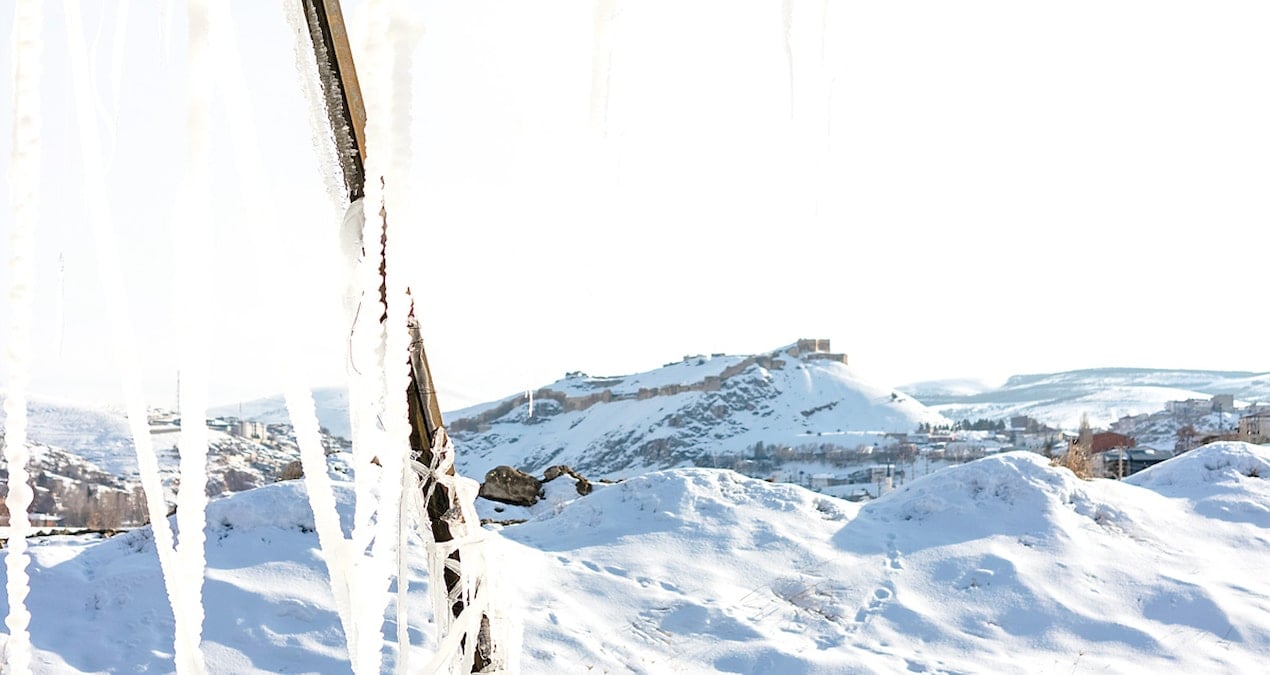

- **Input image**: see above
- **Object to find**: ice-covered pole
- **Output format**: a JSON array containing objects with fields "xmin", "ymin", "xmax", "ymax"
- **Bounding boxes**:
[
  {"xmin": 3, "ymin": 3, "xmax": 43, "ymax": 673},
  {"xmin": 295, "ymin": 1, "xmax": 500, "ymax": 670}
]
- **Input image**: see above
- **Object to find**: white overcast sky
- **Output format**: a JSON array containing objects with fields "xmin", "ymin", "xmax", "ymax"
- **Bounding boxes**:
[{"xmin": 3, "ymin": 1, "xmax": 1270, "ymax": 412}]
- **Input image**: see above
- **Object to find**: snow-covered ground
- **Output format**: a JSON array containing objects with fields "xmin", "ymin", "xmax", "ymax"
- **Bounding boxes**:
[{"xmin": 2, "ymin": 442, "xmax": 1266, "ymax": 673}]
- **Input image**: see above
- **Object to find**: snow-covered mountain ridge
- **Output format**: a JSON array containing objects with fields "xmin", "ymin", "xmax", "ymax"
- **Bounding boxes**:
[
  {"xmin": 446, "ymin": 341, "xmax": 948, "ymax": 479},
  {"xmin": 902, "ymin": 367, "xmax": 1270, "ymax": 431}
]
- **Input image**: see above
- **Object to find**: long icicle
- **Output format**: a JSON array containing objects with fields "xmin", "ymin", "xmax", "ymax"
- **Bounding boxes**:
[
  {"xmin": 172, "ymin": 0, "xmax": 213, "ymax": 667},
  {"xmin": 354, "ymin": 3, "xmax": 400, "ymax": 670},
  {"xmin": 3, "ymin": 3, "xmax": 43, "ymax": 673},
  {"xmin": 61, "ymin": 3, "xmax": 201, "ymax": 672},
  {"xmin": 371, "ymin": 4, "xmax": 427, "ymax": 672},
  {"xmin": 208, "ymin": 1, "xmax": 359, "ymax": 664}
]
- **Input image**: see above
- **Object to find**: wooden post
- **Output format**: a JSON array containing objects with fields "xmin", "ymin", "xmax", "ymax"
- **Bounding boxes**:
[{"xmin": 298, "ymin": 1, "xmax": 495, "ymax": 669}]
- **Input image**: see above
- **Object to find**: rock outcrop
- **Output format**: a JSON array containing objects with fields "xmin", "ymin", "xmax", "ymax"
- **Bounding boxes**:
[
  {"xmin": 478, "ymin": 465, "xmax": 544, "ymax": 506},
  {"xmin": 543, "ymin": 464, "xmax": 593, "ymax": 496}
]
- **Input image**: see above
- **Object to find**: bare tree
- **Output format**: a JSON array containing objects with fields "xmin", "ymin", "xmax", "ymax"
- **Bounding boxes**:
[{"xmin": 1053, "ymin": 414, "xmax": 1094, "ymax": 479}]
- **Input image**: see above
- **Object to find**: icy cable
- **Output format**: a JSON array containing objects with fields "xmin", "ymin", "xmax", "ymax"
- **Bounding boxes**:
[
  {"xmin": 208, "ymin": 2, "xmax": 359, "ymax": 664},
  {"xmin": 61, "ymin": 3, "xmax": 202, "ymax": 672},
  {"xmin": 3, "ymin": 3, "xmax": 42, "ymax": 673},
  {"xmin": 172, "ymin": 0, "xmax": 213, "ymax": 666}
]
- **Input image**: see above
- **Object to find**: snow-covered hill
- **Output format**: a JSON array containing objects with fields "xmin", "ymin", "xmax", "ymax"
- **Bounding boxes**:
[
  {"xmin": 2, "ymin": 442, "xmax": 1266, "ymax": 672},
  {"xmin": 902, "ymin": 367, "xmax": 1270, "ymax": 430},
  {"xmin": 0, "ymin": 393, "xmax": 343, "ymax": 527},
  {"xmin": 209, "ymin": 386, "xmax": 353, "ymax": 441},
  {"xmin": 447, "ymin": 344, "xmax": 949, "ymax": 479}
]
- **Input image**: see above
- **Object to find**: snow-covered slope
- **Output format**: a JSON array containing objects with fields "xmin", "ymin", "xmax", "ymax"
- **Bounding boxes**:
[
  {"xmin": 448, "ymin": 347, "xmax": 949, "ymax": 479},
  {"xmin": 0, "ymin": 393, "xmax": 341, "ymax": 526},
  {"xmin": 2, "ymin": 443, "xmax": 1266, "ymax": 672},
  {"xmin": 0, "ymin": 392, "xmax": 136, "ymax": 476},
  {"xmin": 209, "ymin": 386, "xmax": 353, "ymax": 441},
  {"xmin": 902, "ymin": 367, "xmax": 1270, "ymax": 429}
]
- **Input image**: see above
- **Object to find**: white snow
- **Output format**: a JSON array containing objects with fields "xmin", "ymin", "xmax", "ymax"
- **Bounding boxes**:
[{"xmin": 2, "ymin": 443, "xmax": 1267, "ymax": 672}]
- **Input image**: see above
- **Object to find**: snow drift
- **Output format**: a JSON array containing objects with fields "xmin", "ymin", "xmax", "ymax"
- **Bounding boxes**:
[{"xmin": 2, "ymin": 445, "xmax": 1267, "ymax": 673}]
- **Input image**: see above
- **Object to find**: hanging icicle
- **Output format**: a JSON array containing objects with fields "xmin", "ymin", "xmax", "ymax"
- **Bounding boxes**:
[
  {"xmin": 782, "ymin": 0, "xmax": 795, "ymax": 119},
  {"xmin": 54, "ymin": 252, "xmax": 65, "ymax": 357},
  {"xmin": 210, "ymin": 3, "xmax": 361, "ymax": 665},
  {"xmin": 590, "ymin": 0, "xmax": 618, "ymax": 136},
  {"xmin": 61, "ymin": 2, "xmax": 202, "ymax": 672},
  {"xmin": 172, "ymin": 0, "xmax": 214, "ymax": 666},
  {"xmin": 3, "ymin": 3, "xmax": 43, "ymax": 674}
]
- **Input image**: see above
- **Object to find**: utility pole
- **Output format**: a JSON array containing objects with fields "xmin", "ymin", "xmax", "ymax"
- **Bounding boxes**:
[{"xmin": 297, "ymin": 1, "xmax": 495, "ymax": 670}]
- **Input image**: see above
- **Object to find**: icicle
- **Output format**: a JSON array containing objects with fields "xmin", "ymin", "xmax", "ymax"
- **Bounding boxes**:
[
  {"xmin": 3, "ymin": 3, "xmax": 43, "ymax": 673},
  {"xmin": 208, "ymin": 1, "xmax": 358, "ymax": 661},
  {"xmin": 172, "ymin": 0, "xmax": 213, "ymax": 667},
  {"xmin": 61, "ymin": 3, "xmax": 201, "ymax": 672},
  {"xmin": 105, "ymin": 0, "xmax": 131, "ymax": 167},
  {"xmin": 590, "ymin": 0, "xmax": 618, "ymax": 135},
  {"xmin": 527, "ymin": 389, "xmax": 534, "ymax": 418},
  {"xmin": 54, "ymin": 252, "xmax": 65, "ymax": 357},
  {"xmin": 819, "ymin": 0, "xmax": 829, "ymax": 67},
  {"xmin": 396, "ymin": 466, "xmax": 417, "ymax": 674},
  {"xmin": 783, "ymin": 0, "xmax": 795, "ymax": 119},
  {"xmin": 158, "ymin": 0, "xmax": 175, "ymax": 65},
  {"xmin": 349, "ymin": 3, "xmax": 405, "ymax": 670}
]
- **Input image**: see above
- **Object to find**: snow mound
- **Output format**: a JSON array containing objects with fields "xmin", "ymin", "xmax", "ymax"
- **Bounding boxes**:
[
  {"xmin": 1125, "ymin": 441, "xmax": 1270, "ymax": 526},
  {"xmin": 1126, "ymin": 441, "xmax": 1269, "ymax": 489},
  {"xmin": 859, "ymin": 451, "xmax": 1123, "ymax": 543},
  {"xmin": 510, "ymin": 468, "xmax": 853, "ymax": 543},
  {"xmin": 200, "ymin": 480, "xmax": 352, "ymax": 535}
]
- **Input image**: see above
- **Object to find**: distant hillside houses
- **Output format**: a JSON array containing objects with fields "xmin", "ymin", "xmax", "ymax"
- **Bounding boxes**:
[
  {"xmin": 1108, "ymin": 393, "xmax": 1270, "ymax": 448},
  {"xmin": 1074, "ymin": 392, "xmax": 1270, "ymax": 477}
]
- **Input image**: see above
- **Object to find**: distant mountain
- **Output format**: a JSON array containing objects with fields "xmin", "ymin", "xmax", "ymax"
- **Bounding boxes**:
[
  {"xmin": 446, "ymin": 342, "xmax": 949, "ymax": 479},
  {"xmin": 901, "ymin": 367, "xmax": 1270, "ymax": 431}
]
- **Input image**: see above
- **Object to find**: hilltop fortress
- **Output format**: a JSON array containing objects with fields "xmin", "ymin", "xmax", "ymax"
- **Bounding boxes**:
[{"xmin": 450, "ymin": 339, "xmax": 848, "ymax": 433}]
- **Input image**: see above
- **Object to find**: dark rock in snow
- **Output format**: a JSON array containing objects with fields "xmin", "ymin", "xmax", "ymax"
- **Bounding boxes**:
[
  {"xmin": 478, "ymin": 465, "xmax": 543, "ymax": 506},
  {"xmin": 543, "ymin": 464, "xmax": 593, "ymax": 496}
]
